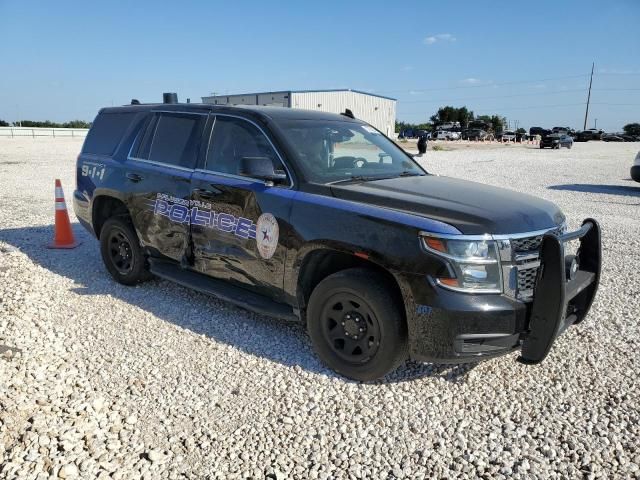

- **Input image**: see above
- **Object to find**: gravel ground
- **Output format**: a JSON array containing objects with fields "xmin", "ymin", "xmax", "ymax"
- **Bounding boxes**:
[{"xmin": 0, "ymin": 138, "xmax": 639, "ymax": 479}]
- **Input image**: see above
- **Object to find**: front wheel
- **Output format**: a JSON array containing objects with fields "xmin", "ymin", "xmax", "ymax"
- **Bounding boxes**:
[
  {"xmin": 100, "ymin": 216, "xmax": 152, "ymax": 285},
  {"xmin": 307, "ymin": 268, "xmax": 407, "ymax": 381}
]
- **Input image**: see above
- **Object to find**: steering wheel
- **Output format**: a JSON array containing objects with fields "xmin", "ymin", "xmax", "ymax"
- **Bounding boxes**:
[{"xmin": 332, "ymin": 156, "xmax": 368, "ymax": 169}]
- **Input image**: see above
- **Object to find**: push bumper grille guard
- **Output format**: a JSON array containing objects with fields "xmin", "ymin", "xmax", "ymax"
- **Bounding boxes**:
[{"xmin": 518, "ymin": 218, "xmax": 602, "ymax": 364}]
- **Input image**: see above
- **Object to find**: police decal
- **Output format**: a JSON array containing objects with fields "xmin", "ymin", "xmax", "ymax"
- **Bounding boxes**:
[
  {"xmin": 255, "ymin": 213, "xmax": 279, "ymax": 260},
  {"xmin": 150, "ymin": 193, "xmax": 279, "ymax": 259}
]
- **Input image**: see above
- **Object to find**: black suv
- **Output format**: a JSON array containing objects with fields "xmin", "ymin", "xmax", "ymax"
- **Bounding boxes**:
[
  {"xmin": 540, "ymin": 133, "xmax": 573, "ymax": 149},
  {"xmin": 74, "ymin": 97, "xmax": 601, "ymax": 381}
]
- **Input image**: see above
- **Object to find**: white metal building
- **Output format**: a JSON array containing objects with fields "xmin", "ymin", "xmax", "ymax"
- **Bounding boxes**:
[{"xmin": 201, "ymin": 89, "xmax": 396, "ymax": 137}]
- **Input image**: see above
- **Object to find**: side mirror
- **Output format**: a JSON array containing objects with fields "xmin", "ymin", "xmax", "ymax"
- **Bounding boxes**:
[{"xmin": 239, "ymin": 157, "xmax": 287, "ymax": 183}]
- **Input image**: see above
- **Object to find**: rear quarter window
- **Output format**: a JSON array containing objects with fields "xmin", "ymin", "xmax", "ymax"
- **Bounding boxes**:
[{"xmin": 82, "ymin": 112, "xmax": 137, "ymax": 156}]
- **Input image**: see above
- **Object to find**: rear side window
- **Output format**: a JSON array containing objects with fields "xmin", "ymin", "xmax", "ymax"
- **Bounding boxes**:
[
  {"xmin": 83, "ymin": 112, "xmax": 136, "ymax": 155},
  {"xmin": 132, "ymin": 113, "xmax": 204, "ymax": 169}
]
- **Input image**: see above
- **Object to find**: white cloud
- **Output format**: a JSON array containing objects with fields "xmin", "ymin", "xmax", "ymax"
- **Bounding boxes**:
[
  {"xmin": 460, "ymin": 78, "xmax": 480, "ymax": 85},
  {"xmin": 423, "ymin": 33, "xmax": 456, "ymax": 45}
]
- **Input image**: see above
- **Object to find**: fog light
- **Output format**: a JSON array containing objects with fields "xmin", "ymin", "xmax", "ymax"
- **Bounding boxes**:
[{"xmin": 565, "ymin": 255, "xmax": 578, "ymax": 280}]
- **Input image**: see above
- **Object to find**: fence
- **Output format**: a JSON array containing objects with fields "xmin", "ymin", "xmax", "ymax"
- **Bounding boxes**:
[{"xmin": 0, "ymin": 127, "xmax": 88, "ymax": 138}]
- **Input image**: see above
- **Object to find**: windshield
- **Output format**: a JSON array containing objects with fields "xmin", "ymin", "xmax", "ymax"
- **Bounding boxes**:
[{"xmin": 278, "ymin": 120, "xmax": 426, "ymax": 184}]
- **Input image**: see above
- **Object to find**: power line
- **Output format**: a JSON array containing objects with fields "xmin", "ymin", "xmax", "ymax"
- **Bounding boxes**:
[
  {"xmin": 398, "ymin": 102, "xmax": 587, "ymax": 115},
  {"xmin": 397, "ymin": 88, "xmax": 586, "ymax": 104},
  {"xmin": 374, "ymin": 74, "xmax": 590, "ymax": 94},
  {"xmin": 395, "ymin": 87, "xmax": 640, "ymax": 105}
]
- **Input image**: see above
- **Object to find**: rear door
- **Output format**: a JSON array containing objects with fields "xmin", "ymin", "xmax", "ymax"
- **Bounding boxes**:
[
  {"xmin": 125, "ymin": 111, "xmax": 206, "ymax": 262},
  {"xmin": 190, "ymin": 114, "xmax": 294, "ymax": 299}
]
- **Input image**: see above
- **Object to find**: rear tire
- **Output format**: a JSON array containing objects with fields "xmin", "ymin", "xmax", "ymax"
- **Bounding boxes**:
[
  {"xmin": 100, "ymin": 216, "xmax": 152, "ymax": 286},
  {"xmin": 307, "ymin": 268, "xmax": 407, "ymax": 381}
]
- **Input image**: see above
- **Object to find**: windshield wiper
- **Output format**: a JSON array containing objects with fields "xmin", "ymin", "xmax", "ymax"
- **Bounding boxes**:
[
  {"xmin": 397, "ymin": 170, "xmax": 424, "ymax": 177},
  {"xmin": 326, "ymin": 175, "xmax": 380, "ymax": 185}
]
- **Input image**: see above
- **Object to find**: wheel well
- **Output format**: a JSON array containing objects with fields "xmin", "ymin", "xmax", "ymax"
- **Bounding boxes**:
[
  {"xmin": 297, "ymin": 249, "xmax": 406, "ymax": 320},
  {"xmin": 92, "ymin": 196, "xmax": 130, "ymax": 238}
]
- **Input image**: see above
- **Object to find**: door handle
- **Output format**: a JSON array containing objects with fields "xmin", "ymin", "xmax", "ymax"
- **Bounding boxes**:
[
  {"xmin": 126, "ymin": 172, "xmax": 143, "ymax": 183},
  {"xmin": 193, "ymin": 188, "xmax": 218, "ymax": 200}
]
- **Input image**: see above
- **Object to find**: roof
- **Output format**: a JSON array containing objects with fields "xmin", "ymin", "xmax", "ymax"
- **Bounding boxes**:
[
  {"xmin": 201, "ymin": 88, "xmax": 396, "ymax": 102},
  {"xmin": 99, "ymin": 103, "xmax": 363, "ymax": 123}
]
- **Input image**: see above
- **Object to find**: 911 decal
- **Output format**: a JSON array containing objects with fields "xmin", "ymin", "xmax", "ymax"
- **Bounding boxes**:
[
  {"xmin": 152, "ymin": 193, "xmax": 257, "ymax": 240},
  {"xmin": 81, "ymin": 162, "xmax": 106, "ymax": 181}
]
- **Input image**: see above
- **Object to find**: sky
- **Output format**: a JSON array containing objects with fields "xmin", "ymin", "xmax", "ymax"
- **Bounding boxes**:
[{"xmin": 0, "ymin": 0, "xmax": 638, "ymax": 132}]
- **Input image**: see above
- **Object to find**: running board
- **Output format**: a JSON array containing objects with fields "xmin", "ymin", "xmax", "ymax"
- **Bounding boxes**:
[{"xmin": 148, "ymin": 259, "xmax": 299, "ymax": 322}]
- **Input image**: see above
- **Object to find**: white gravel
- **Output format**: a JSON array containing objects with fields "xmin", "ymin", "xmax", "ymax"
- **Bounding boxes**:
[{"xmin": 1, "ymin": 138, "xmax": 639, "ymax": 479}]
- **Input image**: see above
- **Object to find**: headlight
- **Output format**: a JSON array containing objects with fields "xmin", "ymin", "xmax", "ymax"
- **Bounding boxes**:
[{"xmin": 421, "ymin": 235, "xmax": 502, "ymax": 293}]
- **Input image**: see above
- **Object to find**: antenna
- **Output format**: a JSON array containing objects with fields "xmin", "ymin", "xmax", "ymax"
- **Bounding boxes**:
[{"xmin": 583, "ymin": 63, "xmax": 594, "ymax": 131}]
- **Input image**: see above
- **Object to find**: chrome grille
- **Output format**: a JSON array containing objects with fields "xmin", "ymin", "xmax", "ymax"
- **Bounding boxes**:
[
  {"xmin": 509, "ymin": 226, "xmax": 563, "ymax": 301},
  {"xmin": 511, "ymin": 235, "xmax": 544, "ymax": 253},
  {"xmin": 517, "ymin": 265, "xmax": 538, "ymax": 300}
]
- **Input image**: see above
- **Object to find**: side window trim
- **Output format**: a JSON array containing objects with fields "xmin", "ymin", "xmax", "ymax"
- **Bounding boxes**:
[{"xmin": 202, "ymin": 113, "xmax": 294, "ymax": 188}]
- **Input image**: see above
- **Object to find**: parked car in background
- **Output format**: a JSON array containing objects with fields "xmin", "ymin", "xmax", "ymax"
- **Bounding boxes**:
[
  {"xmin": 602, "ymin": 133, "xmax": 625, "ymax": 142},
  {"xmin": 467, "ymin": 129, "xmax": 488, "ymax": 141},
  {"xmin": 530, "ymin": 127, "xmax": 548, "ymax": 137},
  {"xmin": 587, "ymin": 129, "xmax": 603, "ymax": 140},
  {"xmin": 632, "ymin": 151, "xmax": 640, "ymax": 182},
  {"xmin": 540, "ymin": 133, "xmax": 573, "ymax": 149},
  {"xmin": 501, "ymin": 131, "xmax": 516, "ymax": 142},
  {"xmin": 574, "ymin": 131, "xmax": 592, "ymax": 142},
  {"xmin": 399, "ymin": 129, "xmax": 415, "ymax": 139},
  {"xmin": 436, "ymin": 130, "xmax": 461, "ymax": 140},
  {"xmin": 619, "ymin": 134, "xmax": 639, "ymax": 142}
]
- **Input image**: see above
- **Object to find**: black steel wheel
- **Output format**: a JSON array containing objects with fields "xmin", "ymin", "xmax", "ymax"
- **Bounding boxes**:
[
  {"xmin": 100, "ymin": 216, "xmax": 152, "ymax": 285},
  {"xmin": 307, "ymin": 268, "xmax": 407, "ymax": 381},
  {"xmin": 319, "ymin": 293, "xmax": 381, "ymax": 364},
  {"xmin": 107, "ymin": 229, "xmax": 133, "ymax": 275}
]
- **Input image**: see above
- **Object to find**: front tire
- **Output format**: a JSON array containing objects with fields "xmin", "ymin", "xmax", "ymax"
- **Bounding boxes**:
[
  {"xmin": 307, "ymin": 268, "xmax": 407, "ymax": 381},
  {"xmin": 100, "ymin": 216, "xmax": 151, "ymax": 285}
]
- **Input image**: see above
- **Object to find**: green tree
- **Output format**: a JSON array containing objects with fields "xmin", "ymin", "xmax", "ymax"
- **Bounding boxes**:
[
  {"xmin": 516, "ymin": 128, "xmax": 526, "ymax": 134},
  {"xmin": 63, "ymin": 120, "xmax": 91, "ymax": 128},
  {"xmin": 395, "ymin": 121, "xmax": 433, "ymax": 133},
  {"xmin": 475, "ymin": 114, "xmax": 506, "ymax": 134},
  {"xmin": 430, "ymin": 106, "xmax": 474, "ymax": 127},
  {"xmin": 623, "ymin": 123, "xmax": 640, "ymax": 136},
  {"xmin": 0, "ymin": 119, "xmax": 9, "ymax": 127}
]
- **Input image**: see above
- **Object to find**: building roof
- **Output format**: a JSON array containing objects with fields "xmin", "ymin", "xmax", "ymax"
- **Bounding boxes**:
[{"xmin": 201, "ymin": 89, "xmax": 396, "ymax": 102}]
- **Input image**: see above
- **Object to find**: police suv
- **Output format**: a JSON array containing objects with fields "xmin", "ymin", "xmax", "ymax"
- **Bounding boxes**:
[{"xmin": 74, "ymin": 95, "xmax": 601, "ymax": 381}]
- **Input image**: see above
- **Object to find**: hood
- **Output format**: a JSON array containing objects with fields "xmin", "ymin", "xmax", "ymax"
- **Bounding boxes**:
[{"xmin": 330, "ymin": 175, "xmax": 565, "ymax": 235}]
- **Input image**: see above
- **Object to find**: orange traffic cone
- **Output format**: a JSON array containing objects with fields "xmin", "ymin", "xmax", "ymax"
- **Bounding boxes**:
[{"xmin": 48, "ymin": 179, "xmax": 80, "ymax": 249}]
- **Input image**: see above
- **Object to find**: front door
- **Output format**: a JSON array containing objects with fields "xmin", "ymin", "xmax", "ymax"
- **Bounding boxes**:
[
  {"xmin": 190, "ymin": 115, "xmax": 293, "ymax": 299},
  {"xmin": 126, "ymin": 111, "xmax": 206, "ymax": 262}
]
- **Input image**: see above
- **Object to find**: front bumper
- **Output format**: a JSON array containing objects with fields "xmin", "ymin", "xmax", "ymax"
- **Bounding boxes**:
[
  {"xmin": 403, "ymin": 219, "xmax": 601, "ymax": 363},
  {"xmin": 518, "ymin": 219, "xmax": 601, "ymax": 363}
]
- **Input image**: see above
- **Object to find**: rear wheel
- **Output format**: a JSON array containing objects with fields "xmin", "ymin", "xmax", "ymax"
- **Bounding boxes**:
[
  {"xmin": 100, "ymin": 216, "xmax": 151, "ymax": 285},
  {"xmin": 307, "ymin": 268, "xmax": 407, "ymax": 381}
]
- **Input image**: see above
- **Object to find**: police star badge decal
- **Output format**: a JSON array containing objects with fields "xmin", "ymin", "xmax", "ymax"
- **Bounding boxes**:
[{"xmin": 256, "ymin": 213, "xmax": 279, "ymax": 260}]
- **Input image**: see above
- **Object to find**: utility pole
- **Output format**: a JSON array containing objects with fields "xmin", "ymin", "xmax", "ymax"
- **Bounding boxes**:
[
  {"xmin": 583, "ymin": 62, "xmax": 594, "ymax": 131},
  {"xmin": 594, "ymin": 118, "xmax": 598, "ymax": 129}
]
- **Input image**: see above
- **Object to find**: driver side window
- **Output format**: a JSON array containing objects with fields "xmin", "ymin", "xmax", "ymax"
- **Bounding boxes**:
[{"xmin": 206, "ymin": 116, "xmax": 285, "ymax": 177}]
